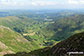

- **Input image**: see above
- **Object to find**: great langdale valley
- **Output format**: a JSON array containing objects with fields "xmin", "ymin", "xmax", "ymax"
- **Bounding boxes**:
[{"xmin": 0, "ymin": 0, "xmax": 84, "ymax": 56}]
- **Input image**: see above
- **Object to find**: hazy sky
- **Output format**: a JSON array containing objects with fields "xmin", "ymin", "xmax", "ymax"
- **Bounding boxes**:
[{"xmin": 0, "ymin": 0, "xmax": 84, "ymax": 10}]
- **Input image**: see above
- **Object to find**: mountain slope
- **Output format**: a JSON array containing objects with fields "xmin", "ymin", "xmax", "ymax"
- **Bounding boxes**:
[
  {"xmin": 0, "ymin": 25, "xmax": 40, "ymax": 55},
  {"xmin": 5, "ymin": 32, "xmax": 84, "ymax": 56},
  {"xmin": 49, "ymin": 32, "xmax": 84, "ymax": 56},
  {"xmin": 0, "ymin": 16, "xmax": 35, "ymax": 33}
]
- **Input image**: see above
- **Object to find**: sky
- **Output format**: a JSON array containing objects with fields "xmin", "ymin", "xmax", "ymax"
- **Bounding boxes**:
[{"xmin": 0, "ymin": 0, "xmax": 84, "ymax": 10}]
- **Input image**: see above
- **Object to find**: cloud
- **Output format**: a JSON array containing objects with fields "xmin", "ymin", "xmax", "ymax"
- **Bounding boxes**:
[
  {"xmin": 68, "ymin": 0, "xmax": 84, "ymax": 4},
  {"xmin": 0, "ymin": 0, "xmax": 31, "ymax": 7},
  {"xmin": 0, "ymin": 0, "xmax": 84, "ymax": 9},
  {"xmin": 68, "ymin": 0, "xmax": 79, "ymax": 4},
  {"xmin": 0, "ymin": 0, "xmax": 57, "ymax": 7},
  {"xmin": 31, "ymin": 1, "xmax": 57, "ymax": 6},
  {"xmin": 0, "ymin": 0, "xmax": 17, "ymax": 6}
]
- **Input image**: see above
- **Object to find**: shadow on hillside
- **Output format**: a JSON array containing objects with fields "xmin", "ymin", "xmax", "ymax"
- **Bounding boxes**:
[
  {"xmin": 4, "ymin": 47, "xmax": 50, "ymax": 56},
  {"xmin": 4, "ymin": 52, "xmax": 28, "ymax": 56}
]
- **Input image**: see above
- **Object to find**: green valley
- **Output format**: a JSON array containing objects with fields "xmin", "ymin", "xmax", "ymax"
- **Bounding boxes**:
[{"xmin": 0, "ymin": 10, "xmax": 84, "ymax": 56}]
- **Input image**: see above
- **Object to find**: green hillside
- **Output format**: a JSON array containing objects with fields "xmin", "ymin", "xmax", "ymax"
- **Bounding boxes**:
[
  {"xmin": 43, "ymin": 14, "xmax": 84, "ymax": 41},
  {"xmin": 0, "ymin": 25, "xmax": 40, "ymax": 56},
  {"xmin": 0, "ymin": 16, "xmax": 35, "ymax": 33}
]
